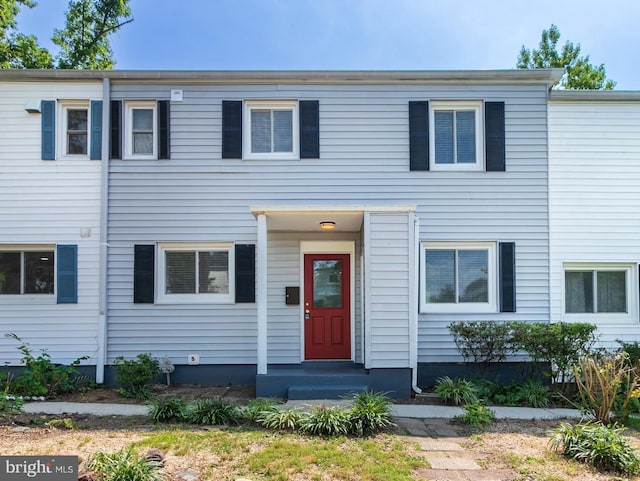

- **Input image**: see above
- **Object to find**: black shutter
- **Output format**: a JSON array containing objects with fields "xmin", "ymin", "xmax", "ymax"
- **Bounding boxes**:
[
  {"xmin": 110, "ymin": 100, "xmax": 122, "ymax": 159},
  {"xmin": 134, "ymin": 245, "xmax": 155, "ymax": 304},
  {"xmin": 499, "ymin": 242, "xmax": 516, "ymax": 312},
  {"xmin": 235, "ymin": 244, "xmax": 255, "ymax": 303},
  {"xmin": 485, "ymin": 101, "xmax": 505, "ymax": 172},
  {"xmin": 299, "ymin": 100, "xmax": 320, "ymax": 158},
  {"xmin": 409, "ymin": 101, "xmax": 429, "ymax": 171},
  {"xmin": 222, "ymin": 100, "xmax": 242, "ymax": 159},
  {"xmin": 158, "ymin": 100, "xmax": 170, "ymax": 159}
]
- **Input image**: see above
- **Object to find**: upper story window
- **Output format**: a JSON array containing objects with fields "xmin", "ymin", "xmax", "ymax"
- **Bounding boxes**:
[
  {"xmin": 429, "ymin": 101, "xmax": 484, "ymax": 171},
  {"xmin": 243, "ymin": 100, "xmax": 299, "ymax": 160},
  {"xmin": 124, "ymin": 101, "xmax": 157, "ymax": 159},
  {"xmin": 0, "ymin": 248, "xmax": 55, "ymax": 295},
  {"xmin": 57, "ymin": 101, "xmax": 90, "ymax": 159},
  {"xmin": 420, "ymin": 242, "xmax": 497, "ymax": 313}
]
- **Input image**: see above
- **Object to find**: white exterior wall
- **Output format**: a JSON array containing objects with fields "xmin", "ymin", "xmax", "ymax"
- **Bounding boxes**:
[
  {"xmin": 549, "ymin": 99, "xmax": 640, "ymax": 349},
  {"xmin": 0, "ymin": 81, "xmax": 103, "ymax": 365}
]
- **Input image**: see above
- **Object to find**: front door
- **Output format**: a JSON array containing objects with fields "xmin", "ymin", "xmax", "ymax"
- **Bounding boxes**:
[{"xmin": 304, "ymin": 254, "xmax": 351, "ymax": 359}]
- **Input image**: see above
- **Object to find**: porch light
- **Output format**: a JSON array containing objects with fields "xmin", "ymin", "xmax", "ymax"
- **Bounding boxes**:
[{"xmin": 319, "ymin": 221, "xmax": 336, "ymax": 230}]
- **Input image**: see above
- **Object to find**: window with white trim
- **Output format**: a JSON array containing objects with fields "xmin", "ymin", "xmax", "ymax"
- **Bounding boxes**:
[
  {"xmin": 157, "ymin": 243, "xmax": 234, "ymax": 303},
  {"xmin": 243, "ymin": 100, "xmax": 299, "ymax": 159},
  {"xmin": 0, "ymin": 247, "xmax": 55, "ymax": 295},
  {"xmin": 420, "ymin": 242, "xmax": 496, "ymax": 313},
  {"xmin": 430, "ymin": 101, "xmax": 484, "ymax": 171},
  {"xmin": 124, "ymin": 101, "xmax": 157, "ymax": 159},
  {"xmin": 57, "ymin": 101, "xmax": 89, "ymax": 158},
  {"xmin": 564, "ymin": 263, "xmax": 636, "ymax": 318}
]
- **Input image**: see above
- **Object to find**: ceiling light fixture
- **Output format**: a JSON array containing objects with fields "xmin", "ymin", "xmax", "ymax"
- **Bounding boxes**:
[{"xmin": 320, "ymin": 221, "xmax": 336, "ymax": 230}]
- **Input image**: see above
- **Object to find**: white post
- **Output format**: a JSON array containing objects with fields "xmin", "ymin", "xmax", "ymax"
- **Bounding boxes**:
[{"xmin": 256, "ymin": 213, "xmax": 268, "ymax": 375}]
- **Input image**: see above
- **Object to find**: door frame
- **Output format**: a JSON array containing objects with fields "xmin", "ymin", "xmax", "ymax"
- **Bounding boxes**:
[{"xmin": 300, "ymin": 241, "xmax": 356, "ymax": 362}]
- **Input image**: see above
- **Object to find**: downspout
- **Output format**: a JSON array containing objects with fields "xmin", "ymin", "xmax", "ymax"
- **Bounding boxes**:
[
  {"xmin": 410, "ymin": 214, "xmax": 422, "ymax": 394},
  {"xmin": 96, "ymin": 77, "xmax": 110, "ymax": 384}
]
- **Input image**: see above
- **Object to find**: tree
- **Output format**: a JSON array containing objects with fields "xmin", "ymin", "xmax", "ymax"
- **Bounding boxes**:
[
  {"xmin": 517, "ymin": 24, "xmax": 615, "ymax": 90},
  {"xmin": 0, "ymin": 0, "xmax": 132, "ymax": 70}
]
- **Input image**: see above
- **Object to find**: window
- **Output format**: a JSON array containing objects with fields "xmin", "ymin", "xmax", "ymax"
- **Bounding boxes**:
[
  {"xmin": 420, "ymin": 242, "xmax": 496, "ymax": 313},
  {"xmin": 564, "ymin": 263, "xmax": 636, "ymax": 318},
  {"xmin": 0, "ymin": 248, "xmax": 54, "ymax": 295},
  {"xmin": 57, "ymin": 101, "xmax": 90, "ymax": 158},
  {"xmin": 429, "ymin": 101, "xmax": 483, "ymax": 170},
  {"xmin": 157, "ymin": 243, "xmax": 234, "ymax": 303},
  {"xmin": 125, "ymin": 101, "xmax": 157, "ymax": 159},
  {"xmin": 243, "ymin": 100, "xmax": 299, "ymax": 159}
]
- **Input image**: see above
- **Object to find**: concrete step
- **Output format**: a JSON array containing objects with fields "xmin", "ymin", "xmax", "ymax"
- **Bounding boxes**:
[{"xmin": 287, "ymin": 385, "xmax": 369, "ymax": 400}]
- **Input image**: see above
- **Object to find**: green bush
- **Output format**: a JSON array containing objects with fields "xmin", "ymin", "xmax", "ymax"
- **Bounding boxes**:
[
  {"xmin": 455, "ymin": 402, "xmax": 495, "ymax": 426},
  {"xmin": 257, "ymin": 408, "xmax": 303, "ymax": 431},
  {"xmin": 187, "ymin": 397, "xmax": 242, "ymax": 425},
  {"xmin": 299, "ymin": 405, "xmax": 351, "ymax": 436},
  {"xmin": 550, "ymin": 422, "xmax": 640, "ymax": 475},
  {"xmin": 435, "ymin": 376, "xmax": 478, "ymax": 405},
  {"xmin": 468, "ymin": 379, "xmax": 549, "ymax": 408},
  {"xmin": 617, "ymin": 339, "xmax": 640, "ymax": 366},
  {"xmin": 348, "ymin": 390, "xmax": 394, "ymax": 436},
  {"xmin": 242, "ymin": 398, "xmax": 280, "ymax": 422},
  {"xmin": 449, "ymin": 321, "xmax": 515, "ymax": 366},
  {"xmin": 515, "ymin": 379, "xmax": 550, "ymax": 408},
  {"xmin": 113, "ymin": 354, "xmax": 160, "ymax": 399},
  {"xmin": 148, "ymin": 397, "xmax": 188, "ymax": 423},
  {"xmin": 0, "ymin": 395, "xmax": 23, "ymax": 415},
  {"xmin": 87, "ymin": 448, "xmax": 166, "ymax": 481}
]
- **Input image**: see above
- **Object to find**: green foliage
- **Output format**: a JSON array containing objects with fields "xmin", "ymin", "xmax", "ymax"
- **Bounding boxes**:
[
  {"xmin": 242, "ymin": 398, "xmax": 280, "ymax": 422},
  {"xmin": 449, "ymin": 321, "xmax": 515, "ymax": 366},
  {"xmin": 46, "ymin": 417, "xmax": 78, "ymax": 429},
  {"xmin": 550, "ymin": 422, "xmax": 640, "ymax": 474},
  {"xmin": 299, "ymin": 404, "xmax": 351, "ymax": 436},
  {"xmin": 5, "ymin": 333, "xmax": 88, "ymax": 397},
  {"xmin": 617, "ymin": 339, "xmax": 640, "ymax": 366},
  {"xmin": 468, "ymin": 379, "xmax": 548, "ymax": 408},
  {"xmin": 0, "ymin": 395, "xmax": 23, "ymax": 415},
  {"xmin": 515, "ymin": 379, "xmax": 550, "ymax": 408},
  {"xmin": 435, "ymin": 377, "xmax": 478, "ymax": 406},
  {"xmin": 348, "ymin": 390, "xmax": 394, "ymax": 437},
  {"xmin": 517, "ymin": 24, "xmax": 616, "ymax": 90},
  {"xmin": 113, "ymin": 353, "xmax": 159, "ymax": 399},
  {"xmin": 257, "ymin": 408, "xmax": 304, "ymax": 431},
  {"xmin": 148, "ymin": 397, "xmax": 188, "ymax": 423},
  {"xmin": 187, "ymin": 397, "xmax": 242, "ymax": 426},
  {"xmin": 455, "ymin": 403, "xmax": 495, "ymax": 426},
  {"xmin": 87, "ymin": 448, "xmax": 166, "ymax": 481}
]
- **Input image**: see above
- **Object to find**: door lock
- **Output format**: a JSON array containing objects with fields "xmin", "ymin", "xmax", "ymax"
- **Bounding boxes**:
[{"xmin": 304, "ymin": 309, "xmax": 310, "ymax": 320}]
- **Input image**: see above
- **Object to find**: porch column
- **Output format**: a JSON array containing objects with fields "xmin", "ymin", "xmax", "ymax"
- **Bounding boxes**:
[{"xmin": 256, "ymin": 213, "xmax": 268, "ymax": 375}]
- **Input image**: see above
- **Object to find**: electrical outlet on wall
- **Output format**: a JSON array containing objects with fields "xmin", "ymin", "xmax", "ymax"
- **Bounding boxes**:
[{"xmin": 188, "ymin": 354, "xmax": 200, "ymax": 365}]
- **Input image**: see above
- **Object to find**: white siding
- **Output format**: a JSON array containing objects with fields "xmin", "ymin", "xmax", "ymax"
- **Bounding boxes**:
[
  {"xmin": 549, "ymin": 100, "xmax": 640, "ymax": 350},
  {"xmin": 0, "ymin": 81, "xmax": 102, "ymax": 365}
]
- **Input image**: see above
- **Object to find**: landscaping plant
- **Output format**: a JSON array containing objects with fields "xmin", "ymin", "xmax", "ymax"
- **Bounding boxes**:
[
  {"xmin": 113, "ymin": 353, "xmax": 160, "ymax": 399},
  {"xmin": 348, "ymin": 390, "xmax": 394, "ymax": 436},
  {"xmin": 242, "ymin": 398, "xmax": 280, "ymax": 422},
  {"xmin": 148, "ymin": 396, "xmax": 189, "ymax": 423},
  {"xmin": 435, "ymin": 376, "xmax": 478, "ymax": 405},
  {"xmin": 187, "ymin": 396, "xmax": 242, "ymax": 425},
  {"xmin": 617, "ymin": 339, "xmax": 640, "ymax": 366},
  {"xmin": 455, "ymin": 403, "xmax": 495, "ymax": 426},
  {"xmin": 257, "ymin": 408, "xmax": 304, "ymax": 431},
  {"xmin": 449, "ymin": 321, "xmax": 515, "ymax": 367},
  {"xmin": 87, "ymin": 448, "xmax": 166, "ymax": 481},
  {"xmin": 299, "ymin": 404, "xmax": 351, "ymax": 436}
]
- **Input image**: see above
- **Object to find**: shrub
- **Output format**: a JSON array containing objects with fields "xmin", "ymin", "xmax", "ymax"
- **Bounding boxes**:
[
  {"xmin": 187, "ymin": 397, "xmax": 242, "ymax": 425},
  {"xmin": 455, "ymin": 402, "xmax": 495, "ymax": 426},
  {"xmin": 617, "ymin": 339, "xmax": 640, "ymax": 366},
  {"xmin": 515, "ymin": 379, "xmax": 549, "ymax": 408},
  {"xmin": 148, "ymin": 396, "xmax": 188, "ymax": 423},
  {"xmin": 299, "ymin": 405, "xmax": 351, "ymax": 436},
  {"xmin": 113, "ymin": 354, "xmax": 160, "ymax": 399},
  {"xmin": 0, "ymin": 395, "xmax": 23, "ymax": 415},
  {"xmin": 257, "ymin": 408, "xmax": 304, "ymax": 431},
  {"xmin": 449, "ymin": 321, "xmax": 515, "ymax": 367},
  {"xmin": 574, "ymin": 353, "xmax": 640, "ymax": 424},
  {"xmin": 87, "ymin": 448, "xmax": 166, "ymax": 481},
  {"xmin": 550, "ymin": 422, "xmax": 640, "ymax": 475},
  {"xmin": 435, "ymin": 376, "xmax": 478, "ymax": 405},
  {"xmin": 242, "ymin": 398, "xmax": 280, "ymax": 423},
  {"xmin": 349, "ymin": 390, "xmax": 394, "ymax": 436}
]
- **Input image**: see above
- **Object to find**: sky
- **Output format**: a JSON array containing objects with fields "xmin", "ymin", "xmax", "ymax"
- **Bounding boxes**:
[{"xmin": 15, "ymin": 0, "xmax": 640, "ymax": 89}]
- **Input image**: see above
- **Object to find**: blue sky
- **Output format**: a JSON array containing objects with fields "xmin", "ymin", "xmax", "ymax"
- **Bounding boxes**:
[{"xmin": 16, "ymin": 0, "xmax": 640, "ymax": 89}]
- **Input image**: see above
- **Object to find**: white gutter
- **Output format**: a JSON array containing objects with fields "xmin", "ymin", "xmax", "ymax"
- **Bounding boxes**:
[
  {"xmin": 95, "ymin": 77, "xmax": 110, "ymax": 384},
  {"xmin": 410, "ymin": 215, "xmax": 422, "ymax": 395}
]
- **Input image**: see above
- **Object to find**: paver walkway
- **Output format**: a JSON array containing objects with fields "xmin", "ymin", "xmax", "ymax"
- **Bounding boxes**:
[{"xmin": 396, "ymin": 417, "xmax": 514, "ymax": 481}]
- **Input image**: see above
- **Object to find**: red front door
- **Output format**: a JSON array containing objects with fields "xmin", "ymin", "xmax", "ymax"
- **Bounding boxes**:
[{"xmin": 304, "ymin": 254, "xmax": 351, "ymax": 360}]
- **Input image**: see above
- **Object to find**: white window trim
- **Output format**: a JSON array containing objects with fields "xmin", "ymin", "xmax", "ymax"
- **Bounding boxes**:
[
  {"xmin": 124, "ymin": 100, "xmax": 157, "ymax": 160},
  {"xmin": 420, "ymin": 241, "xmax": 497, "ymax": 314},
  {"xmin": 156, "ymin": 242, "xmax": 235, "ymax": 305},
  {"xmin": 242, "ymin": 100, "xmax": 299, "ymax": 160},
  {"xmin": 56, "ymin": 100, "xmax": 90, "ymax": 160},
  {"xmin": 429, "ymin": 100, "xmax": 484, "ymax": 171},
  {"xmin": 562, "ymin": 262, "xmax": 638, "ymax": 322},
  {"xmin": 0, "ymin": 244, "xmax": 56, "ymax": 302}
]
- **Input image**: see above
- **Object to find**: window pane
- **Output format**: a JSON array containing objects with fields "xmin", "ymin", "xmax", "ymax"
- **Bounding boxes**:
[
  {"xmin": 24, "ymin": 251, "xmax": 54, "ymax": 294},
  {"xmin": 133, "ymin": 109, "xmax": 153, "ymax": 130},
  {"xmin": 251, "ymin": 109, "xmax": 271, "ymax": 153},
  {"xmin": 456, "ymin": 110, "xmax": 476, "ymax": 163},
  {"xmin": 67, "ymin": 109, "xmax": 87, "ymax": 131},
  {"xmin": 68, "ymin": 133, "xmax": 88, "ymax": 154},
  {"xmin": 0, "ymin": 252, "xmax": 20, "ymax": 294},
  {"xmin": 273, "ymin": 110, "xmax": 293, "ymax": 152},
  {"xmin": 434, "ymin": 111, "xmax": 454, "ymax": 164},
  {"xmin": 425, "ymin": 250, "xmax": 455, "ymax": 303},
  {"xmin": 458, "ymin": 250, "xmax": 488, "ymax": 302},
  {"xmin": 133, "ymin": 133, "xmax": 153, "ymax": 154},
  {"xmin": 565, "ymin": 271, "xmax": 594, "ymax": 313},
  {"xmin": 597, "ymin": 271, "xmax": 626, "ymax": 313},
  {"xmin": 166, "ymin": 251, "xmax": 195, "ymax": 294},
  {"xmin": 313, "ymin": 260, "xmax": 342, "ymax": 308},
  {"xmin": 198, "ymin": 251, "xmax": 229, "ymax": 294}
]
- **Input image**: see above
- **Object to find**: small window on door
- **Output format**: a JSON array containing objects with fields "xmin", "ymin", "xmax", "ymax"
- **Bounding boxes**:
[{"xmin": 312, "ymin": 260, "xmax": 343, "ymax": 308}]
